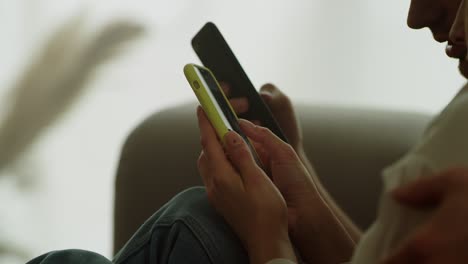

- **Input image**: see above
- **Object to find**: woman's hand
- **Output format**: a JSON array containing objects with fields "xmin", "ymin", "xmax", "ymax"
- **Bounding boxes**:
[
  {"xmin": 198, "ymin": 99, "xmax": 354, "ymax": 263},
  {"xmin": 383, "ymin": 168, "xmax": 468, "ymax": 264},
  {"xmin": 223, "ymin": 83, "xmax": 359, "ymax": 262},
  {"xmin": 196, "ymin": 107, "xmax": 296, "ymax": 264},
  {"xmin": 238, "ymin": 117, "xmax": 355, "ymax": 264}
]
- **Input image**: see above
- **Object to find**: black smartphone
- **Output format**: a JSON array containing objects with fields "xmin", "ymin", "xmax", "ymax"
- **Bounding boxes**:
[{"xmin": 191, "ymin": 22, "xmax": 288, "ymax": 143}]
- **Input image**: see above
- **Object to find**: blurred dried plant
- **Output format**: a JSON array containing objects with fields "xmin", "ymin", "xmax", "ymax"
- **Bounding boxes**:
[
  {"xmin": 0, "ymin": 12, "xmax": 145, "ymax": 264},
  {"xmin": 0, "ymin": 13, "xmax": 144, "ymax": 175}
]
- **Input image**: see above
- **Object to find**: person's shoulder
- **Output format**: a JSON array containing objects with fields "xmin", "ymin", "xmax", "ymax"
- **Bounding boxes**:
[
  {"xmin": 411, "ymin": 91, "xmax": 468, "ymax": 171},
  {"xmin": 382, "ymin": 91, "xmax": 468, "ymax": 187},
  {"xmin": 423, "ymin": 91, "xmax": 468, "ymax": 141}
]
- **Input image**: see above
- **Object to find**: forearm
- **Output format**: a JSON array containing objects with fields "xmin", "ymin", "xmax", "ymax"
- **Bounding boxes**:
[
  {"xmin": 290, "ymin": 192, "xmax": 356, "ymax": 264},
  {"xmin": 297, "ymin": 148, "xmax": 362, "ymax": 243}
]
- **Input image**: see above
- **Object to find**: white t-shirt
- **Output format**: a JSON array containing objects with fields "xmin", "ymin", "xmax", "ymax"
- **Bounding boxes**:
[
  {"xmin": 350, "ymin": 88, "xmax": 468, "ymax": 263},
  {"xmin": 267, "ymin": 87, "xmax": 468, "ymax": 264}
]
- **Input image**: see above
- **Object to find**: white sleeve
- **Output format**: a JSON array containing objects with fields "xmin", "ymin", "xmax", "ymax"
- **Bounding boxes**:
[
  {"xmin": 350, "ymin": 92, "xmax": 468, "ymax": 264},
  {"xmin": 350, "ymin": 155, "xmax": 435, "ymax": 264},
  {"xmin": 265, "ymin": 259, "xmax": 297, "ymax": 264}
]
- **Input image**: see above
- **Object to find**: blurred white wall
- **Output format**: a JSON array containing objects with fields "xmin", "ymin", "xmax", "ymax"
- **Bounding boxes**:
[{"xmin": 0, "ymin": 0, "xmax": 465, "ymax": 261}]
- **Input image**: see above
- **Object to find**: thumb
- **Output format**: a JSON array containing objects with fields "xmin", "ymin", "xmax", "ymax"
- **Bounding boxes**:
[
  {"xmin": 259, "ymin": 84, "xmax": 292, "ymax": 112},
  {"xmin": 238, "ymin": 119, "xmax": 299, "ymax": 163},
  {"xmin": 259, "ymin": 84, "xmax": 301, "ymax": 149},
  {"xmin": 392, "ymin": 174, "xmax": 447, "ymax": 208},
  {"xmin": 224, "ymin": 130, "xmax": 261, "ymax": 178}
]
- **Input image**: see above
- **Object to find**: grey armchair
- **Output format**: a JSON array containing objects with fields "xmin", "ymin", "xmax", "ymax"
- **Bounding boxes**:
[{"xmin": 113, "ymin": 102, "xmax": 431, "ymax": 253}]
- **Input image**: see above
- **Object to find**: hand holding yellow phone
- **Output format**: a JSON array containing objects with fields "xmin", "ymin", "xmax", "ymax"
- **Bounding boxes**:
[{"xmin": 184, "ymin": 63, "xmax": 263, "ymax": 168}]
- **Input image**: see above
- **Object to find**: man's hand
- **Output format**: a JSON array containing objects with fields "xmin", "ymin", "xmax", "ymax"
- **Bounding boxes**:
[
  {"xmin": 382, "ymin": 168, "xmax": 468, "ymax": 264},
  {"xmin": 196, "ymin": 107, "xmax": 297, "ymax": 264}
]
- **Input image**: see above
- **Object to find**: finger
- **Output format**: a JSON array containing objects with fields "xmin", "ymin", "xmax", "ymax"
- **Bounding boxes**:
[
  {"xmin": 197, "ymin": 106, "xmax": 227, "ymax": 161},
  {"xmin": 260, "ymin": 83, "xmax": 277, "ymax": 94},
  {"xmin": 198, "ymin": 107, "xmax": 243, "ymax": 194},
  {"xmin": 252, "ymin": 141, "xmax": 271, "ymax": 174},
  {"xmin": 382, "ymin": 246, "xmax": 420, "ymax": 264},
  {"xmin": 198, "ymin": 149, "xmax": 240, "ymax": 211},
  {"xmin": 239, "ymin": 119, "xmax": 297, "ymax": 161},
  {"xmin": 229, "ymin": 97, "xmax": 249, "ymax": 114},
  {"xmin": 391, "ymin": 168, "xmax": 464, "ymax": 207},
  {"xmin": 382, "ymin": 225, "xmax": 435, "ymax": 264},
  {"xmin": 260, "ymin": 83, "xmax": 293, "ymax": 111},
  {"xmin": 252, "ymin": 140, "xmax": 266, "ymax": 155},
  {"xmin": 392, "ymin": 178, "xmax": 444, "ymax": 208},
  {"xmin": 260, "ymin": 83, "xmax": 301, "ymax": 147},
  {"xmin": 224, "ymin": 130, "xmax": 261, "ymax": 178},
  {"xmin": 252, "ymin": 120, "xmax": 262, "ymax": 126},
  {"xmin": 259, "ymin": 89, "xmax": 274, "ymax": 104}
]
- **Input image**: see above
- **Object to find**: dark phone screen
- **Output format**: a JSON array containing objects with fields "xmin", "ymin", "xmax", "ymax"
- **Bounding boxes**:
[{"xmin": 192, "ymin": 22, "xmax": 288, "ymax": 143}]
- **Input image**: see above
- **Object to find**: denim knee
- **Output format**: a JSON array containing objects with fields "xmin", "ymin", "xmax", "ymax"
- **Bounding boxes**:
[
  {"xmin": 114, "ymin": 187, "xmax": 248, "ymax": 264},
  {"xmin": 27, "ymin": 249, "xmax": 110, "ymax": 264}
]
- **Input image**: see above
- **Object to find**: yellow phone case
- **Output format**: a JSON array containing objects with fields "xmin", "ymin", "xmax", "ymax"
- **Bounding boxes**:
[
  {"xmin": 184, "ymin": 63, "xmax": 237, "ymax": 141},
  {"xmin": 184, "ymin": 63, "xmax": 264, "ymax": 168}
]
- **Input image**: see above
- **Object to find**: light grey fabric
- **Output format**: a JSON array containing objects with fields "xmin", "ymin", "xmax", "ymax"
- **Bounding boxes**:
[{"xmin": 113, "ymin": 102, "xmax": 431, "ymax": 253}]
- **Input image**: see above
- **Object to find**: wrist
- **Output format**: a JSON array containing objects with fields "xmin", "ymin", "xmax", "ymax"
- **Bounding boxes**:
[
  {"xmin": 246, "ymin": 230, "xmax": 297, "ymax": 264},
  {"xmin": 292, "ymin": 201, "xmax": 355, "ymax": 263}
]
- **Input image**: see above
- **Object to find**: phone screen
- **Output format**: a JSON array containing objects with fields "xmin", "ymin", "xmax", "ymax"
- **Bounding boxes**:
[
  {"xmin": 197, "ymin": 66, "xmax": 239, "ymax": 132},
  {"xmin": 192, "ymin": 22, "xmax": 288, "ymax": 143},
  {"xmin": 193, "ymin": 65, "xmax": 263, "ymax": 167}
]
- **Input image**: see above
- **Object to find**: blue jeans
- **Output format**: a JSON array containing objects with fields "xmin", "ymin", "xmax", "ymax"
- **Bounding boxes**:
[{"xmin": 27, "ymin": 187, "xmax": 249, "ymax": 264}]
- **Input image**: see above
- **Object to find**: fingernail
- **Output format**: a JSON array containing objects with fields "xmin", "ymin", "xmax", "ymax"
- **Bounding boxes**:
[
  {"xmin": 260, "ymin": 90, "xmax": 273, "ymax": 96},
  {"xmin": 260, "ymin": 91, "xmax": 273, "ymax": 99},
  {"xmin": 197, "ymin": 106, "xmax": 202, "ymax": 116},
  {"xmin": 224, "ymin": 131, "xmax": 242, "ymax": 147}
]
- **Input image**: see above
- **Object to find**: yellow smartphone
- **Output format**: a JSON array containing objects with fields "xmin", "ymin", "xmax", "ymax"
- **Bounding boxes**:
[{"xmin": 184, "ymin": 63, "xmax": 263, "ymax": 168}]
